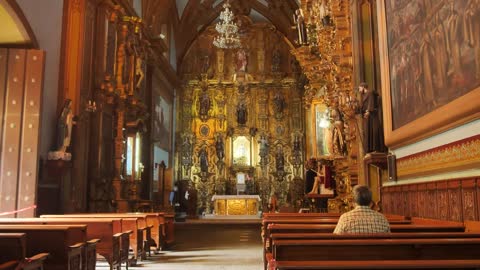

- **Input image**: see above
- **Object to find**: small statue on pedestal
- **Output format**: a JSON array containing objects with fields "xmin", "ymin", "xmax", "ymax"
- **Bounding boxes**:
[{"xmin": 48, "ymin": 99, "xmax": 75, "ymax": 161}]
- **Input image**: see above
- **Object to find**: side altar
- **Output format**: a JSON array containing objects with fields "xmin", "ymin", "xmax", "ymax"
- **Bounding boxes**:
[{"xmin": 212, "ymin": 195, "xmax": 261, "ymax": 215}]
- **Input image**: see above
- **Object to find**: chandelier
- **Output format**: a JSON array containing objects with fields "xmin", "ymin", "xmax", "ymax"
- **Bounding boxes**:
[{"xmin": 213, "ymin": 1, "xmax": 241, "ymax": 49}]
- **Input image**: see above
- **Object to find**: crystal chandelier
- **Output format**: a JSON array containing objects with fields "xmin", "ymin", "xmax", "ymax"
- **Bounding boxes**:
[{"xmin": 213, "ymin": 1, "xmax": 241, "ymax": 49}]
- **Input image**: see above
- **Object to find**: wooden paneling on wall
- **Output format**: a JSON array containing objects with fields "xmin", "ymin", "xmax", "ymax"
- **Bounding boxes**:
[
  {"xmin": 0, "ymin": 48, "xmax": 45, "ymax": 217},
  {"xmin": 382, "ymin": 177, "xmax": 480, "ymax": 222}
]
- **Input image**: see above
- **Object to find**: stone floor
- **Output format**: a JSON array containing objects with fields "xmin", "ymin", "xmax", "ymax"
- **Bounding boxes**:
[{"xmin": 97, "ymin": 222, "xmax": 263, "ymax": 269}]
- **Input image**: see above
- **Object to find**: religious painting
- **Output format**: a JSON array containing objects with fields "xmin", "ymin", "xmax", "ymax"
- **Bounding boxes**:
[
  {"xmin": 378, "ymin": 0, "xmax": 480, "ymax": 147},
  {"xmin": 153, "ymin": 92, "xmax": 172, "ymax": 151},
  {"xmin": 313, "ymin": 103, "xmax": 332, "ymax": 157},
  {"xmin": 232, "ymin": 136, "xmax": 251, "ymax": 166}
]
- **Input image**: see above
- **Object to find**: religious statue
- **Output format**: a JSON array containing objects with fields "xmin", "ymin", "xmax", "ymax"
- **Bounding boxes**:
[
  {"xmin": 272, "ymin": 48, "xmax": 281, "ymax": 73},
  {"xmin": 275, "ymin": 146, "xmax": 285, "ymax": 173},
  {"xmin": 215, "ymin": 135, "xmax": 225, "ymax": 161},
  {"xmin": 330, "ymin": 103, "xmax": 346, "ymax": 156},
  {"xmin": 273, "ymin": 92, "xmax": 286, "ymax": 115},
  {"xmin": 199, "ymin": 147, "xmax": 209, "ymax": 173},
  {"xmin": 236, "ymin": 49, "xmax": 247, "ymax": 72},
  {"xmin": 236, "ymin": 102, "xmax": 248, "ymax": 125},
  {"xmin": 258, "ymin": 135, "xmax": 269, "ymax": 160},
  {"xmin": 358, "ymin": 82, "xmax": 387, "ymax": 153},
  {"xmin": 48, "ymin": 99, "xmax": 75, "ymax": 161},
  {"xmin": 57, "ymin": 99, "xmax": 74, "ymax": 153},
  {"xmin": 135, "ymin": 57, "xmax": 144, "ymax": 90},
  {"xmin": 199, "ymin": 91, "xmax": 211, "ymax": 121},
  {"xmin": 202, "ymin": 54, "xmax": 210, "ymax": 74},
  {"xmin": 293, "ymin": 9, "xmax": 308, "ymax": 45}
]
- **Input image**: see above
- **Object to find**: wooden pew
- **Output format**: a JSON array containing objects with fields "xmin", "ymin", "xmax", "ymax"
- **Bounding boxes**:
[
  {"xmin": 42, "ymin": 214, "xmax": 147, "ymax": 264},
  {"xmin": 0, "ymin": 218, "xmax": 123, "ymax": 270},
  {"xmin": 164, "ymin": 213, "xmax": 175, "ymax": 248},
  {"xmin": 0, "ymin": 225, "xmax": 87, "ymax": 270},
  {"xmin": 125, "ymin": 212, "xmax": 165, "ymax": 253},
  {"xmin": 273, "ymin": 259, "xmax": 480, "ymax": 269},
  {"xmin": 269, "ymin": 238, "xmax": 480, "ymax": 270},
  {"xmin": 264, "ymin": 223, "xmax": 465, "ymax": 269},
  {"xmin": 0, "ymin": 233, "xmax": 49, "ymax": 270}
]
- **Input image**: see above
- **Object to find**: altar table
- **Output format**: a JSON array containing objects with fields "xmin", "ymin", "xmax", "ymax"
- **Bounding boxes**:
[{"xmin": 212, "ymin": 195, "xmax": 261, "ymax": 215}]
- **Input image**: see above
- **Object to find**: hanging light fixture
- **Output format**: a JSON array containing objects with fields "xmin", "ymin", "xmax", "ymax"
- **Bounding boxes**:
[{"xmin": 213, "ymin": 1, "xmax": 242, "ymax": 49}]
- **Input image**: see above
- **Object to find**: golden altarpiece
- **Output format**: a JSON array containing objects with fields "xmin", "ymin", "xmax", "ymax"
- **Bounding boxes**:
[
  {"xmin": 175, "ymin": 0, "xmax": 383, "ymax": 214},
  {"xmin": 176, "ymin": 18, "xmax": 308, "ymax": 214}
]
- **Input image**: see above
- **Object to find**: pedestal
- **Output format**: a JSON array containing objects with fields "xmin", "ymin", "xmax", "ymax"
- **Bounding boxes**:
[{"xmin": 305, "ymin": 194, "xmax": 334, "ymax": 213}]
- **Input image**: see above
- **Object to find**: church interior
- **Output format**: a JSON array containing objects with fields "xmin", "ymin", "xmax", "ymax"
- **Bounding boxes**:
[{"xmin": 0, "ymin": 0, "xmax": 480, "ymax": 269}]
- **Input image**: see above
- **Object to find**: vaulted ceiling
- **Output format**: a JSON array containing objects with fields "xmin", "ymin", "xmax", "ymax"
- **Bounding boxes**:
[{"xmin": 142, "ymin": 0, "xmax": 299, "ymax": 69}]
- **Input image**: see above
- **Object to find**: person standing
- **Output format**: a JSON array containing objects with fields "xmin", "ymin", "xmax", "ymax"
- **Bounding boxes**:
[
  {"xmin": 305, "ymin": 158, "xmax": 317, "ymax": 194},
  {"xmin": 334, "ymin": 185, "xmax": 390, "ymax": 234}
]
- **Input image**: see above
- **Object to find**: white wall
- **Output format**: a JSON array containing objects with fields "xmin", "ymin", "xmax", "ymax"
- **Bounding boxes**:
[{"xmin": 16, "ymin": 0, "xmax": 64, "ymax": 159}]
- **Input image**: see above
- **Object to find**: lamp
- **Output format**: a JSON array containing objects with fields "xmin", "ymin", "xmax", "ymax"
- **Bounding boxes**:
[{"xmin": 213, "ymin": 1, "xmax": 241, "ymax": 49}]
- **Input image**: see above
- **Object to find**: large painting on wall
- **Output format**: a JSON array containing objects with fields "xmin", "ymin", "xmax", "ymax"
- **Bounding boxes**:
[
  {"xmin": 153, "ymin": 93, "xmax": 172, "ymax": 151},
  {"xmin": 378, "ymin": 0, "xmax": 480, "ymax": 146}
]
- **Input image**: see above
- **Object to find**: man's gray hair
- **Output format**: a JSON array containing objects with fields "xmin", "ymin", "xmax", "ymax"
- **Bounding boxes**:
[{"xmin": 353, "ymin": 185, "xmax": 372, "ymax": 206}]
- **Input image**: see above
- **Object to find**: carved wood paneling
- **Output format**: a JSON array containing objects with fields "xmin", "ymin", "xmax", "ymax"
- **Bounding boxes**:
[
  {"xmin": 437, "ymin": 181, "xmax": 449, "ymax": 221},
  {"xmin": 383, "ymin": 178, "xmax": 480, "ymax": 222},
  {"xmin": 462, "ymin": 179, "xmax": 477, "ymax": 221}
]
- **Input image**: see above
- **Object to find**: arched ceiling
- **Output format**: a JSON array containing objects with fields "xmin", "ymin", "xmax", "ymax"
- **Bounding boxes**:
[{"xmin": 142, "ymin": 0, "xmax": 299, "ymax": 71}]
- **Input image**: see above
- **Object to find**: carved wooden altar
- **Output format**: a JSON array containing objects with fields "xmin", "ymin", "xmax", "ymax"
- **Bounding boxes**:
[{"xmin": 212, "ymin": 195, "xmax": 261, "ymax": 216}]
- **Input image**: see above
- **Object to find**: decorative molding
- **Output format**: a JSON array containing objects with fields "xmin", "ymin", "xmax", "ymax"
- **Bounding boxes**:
[{"xmin": 397, "ymin": 135, "xmax": 480, "ymax": 178}]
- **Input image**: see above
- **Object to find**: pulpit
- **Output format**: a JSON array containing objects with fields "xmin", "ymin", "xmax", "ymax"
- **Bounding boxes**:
[{"xmin": 212, "ymin": 195, "xmax": 261, "ymax": 215}]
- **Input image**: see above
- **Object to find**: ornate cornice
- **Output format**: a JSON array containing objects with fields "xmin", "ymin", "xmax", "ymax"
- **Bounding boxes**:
[{"xmin": 397, "ymin": 135, "xmax": 480, "ymax": 178}]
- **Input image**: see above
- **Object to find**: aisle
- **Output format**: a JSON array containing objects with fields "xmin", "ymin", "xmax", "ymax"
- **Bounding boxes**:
[{"xmin": 137, "ymin": 223, "xmax": 263, "ymax": 269}]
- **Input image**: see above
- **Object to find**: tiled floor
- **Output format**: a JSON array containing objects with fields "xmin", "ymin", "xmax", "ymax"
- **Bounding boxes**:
[{"xmin": 98, "ymin": 223, "xmax": 263, "ymax": 269}]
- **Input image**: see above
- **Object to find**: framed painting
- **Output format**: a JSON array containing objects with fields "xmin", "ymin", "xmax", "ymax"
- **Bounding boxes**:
[
  {"xmin": 377, "ymin": 0, "xmax": 480, "ymax": 147},
  {"xmin": 153, "ymin": 93, "xmax": 172, "ymax": 151}
]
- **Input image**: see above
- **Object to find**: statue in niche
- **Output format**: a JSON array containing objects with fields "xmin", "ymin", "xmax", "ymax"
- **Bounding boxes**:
[
  {"xmin": 275, "ymin": 146, "xmax": 285, "ymax": 173},
  {"xmin": 358, "ymin": 82, "xmax": 387, "ymax": 153},
  {"xmin": 293, "ymin": 9, "xmax": 308, "ymax": 45},
  {"xmin": 272, "ymin": 48, "xmax": 281, "ymax": 73},
  {"xmin": 331, "ymin": 102, "xmax": 347, "ymax": 156},
  {"xmin": 273, "ymin": 92, "xmax": 286, "ymax": 116},
  {"xmin": 258, "ymin": 135, "xmax": 269, "ymax": 161},
  {"xmin": 215, "ymin": 135, "xmax": 225, "ymax": 161},
  {"xmin": 198, "ymin": 90, "xmax": 211, "ymax": 121},
  {"xmin": 181, "ymin": 135, "xmax": 194, "ymax": 178},
  {"xmin": 199, "ymin": 147, "xmax": 209, "ymax": 173},
  {"xmin": 236, "ymin": 49, "xmax": 248, "ymax": 72},
  {"xmin": 236, "ymin": 102, "xmax": 248, "ymax": 125},
  {"xmin": 201, "ymin": 54, "xmax": 210, "ymax": 74}
]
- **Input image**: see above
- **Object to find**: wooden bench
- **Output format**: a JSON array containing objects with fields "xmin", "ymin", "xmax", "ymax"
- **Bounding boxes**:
[
  {"xmin": 0, "ymin": 225, "xmax": 87, "ymax": 270},
  {"xmin": 164, "ymin": 213, "xmax": 175, "ymax": 248},
  {"xmin": 125, "ymin": 212, "xmax": 165, "ymax": 253},
  {"xmin": 268, "ymin": 238, "xmax": 480, "ymax": 270},
  {"xmin": 0, "ymin": 218, "xmax": 123, "ymax": 270},
  {"xmin": 272, "ymin": 259, "xmax": 480, "ymax": 269},
  {"xmin": 0, "ymin": 233, "xmax": 48, "ymax": 270},
  {"xmin": 41, "ymin": 215, "xmax": 140, "ymax": 267}
]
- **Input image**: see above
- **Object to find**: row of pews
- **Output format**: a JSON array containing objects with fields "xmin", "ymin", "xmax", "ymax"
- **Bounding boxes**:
[
  {"xmin": 262, "ymin": 212, "xmax": 480, "ymax": 270},
  {"xmin": 0, "ymin": 212, "xmax": 175, "ymax": 270}
]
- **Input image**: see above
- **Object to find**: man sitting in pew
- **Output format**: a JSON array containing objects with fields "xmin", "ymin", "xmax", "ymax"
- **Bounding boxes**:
[{"xmin": 334, "ymin": 185, "xmax": 390, "ymax": 233}]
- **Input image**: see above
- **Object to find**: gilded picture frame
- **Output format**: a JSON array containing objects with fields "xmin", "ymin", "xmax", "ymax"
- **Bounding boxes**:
[{"xmin": 377, "ymin": 0, "xmax": 480, "ymax": 148}]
